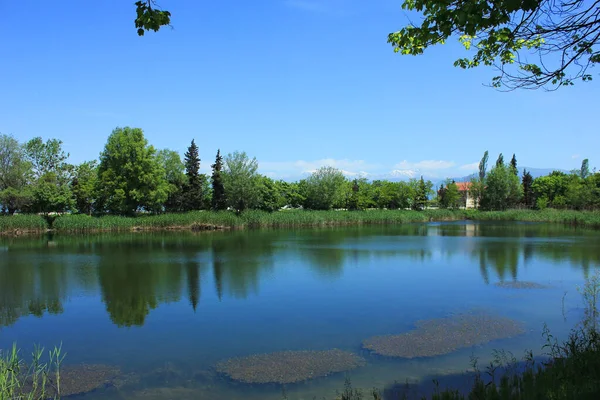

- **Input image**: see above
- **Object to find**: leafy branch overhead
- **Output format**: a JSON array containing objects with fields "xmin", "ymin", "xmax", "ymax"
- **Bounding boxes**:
[
  {"xmin": 134, "ymin": 1, "xmax": 171, "ymax": 36},
  {"xmin": 388, "ymin": 0, "xmax": 600, "ymax": 90}
]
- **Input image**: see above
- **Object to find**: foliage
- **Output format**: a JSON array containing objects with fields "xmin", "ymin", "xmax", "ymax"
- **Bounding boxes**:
[
  {"xmin": 211, "ymin": 150, "xmax": 227, "ymax": 211},
  {"xmin": 0, "ymin": 134, "xmax": 32, "ymax": 214},
  {"xmin": 29, "ymin": 172, "xmax": 74, "ymax": 214},
  {"xmin": 411, "ymin": 176, "xmax": 433, "ymax": 211},
  {"xmin": 71, "ymin": 161, "xmax": 98, "ymax": 215},
  {"xmin": 372, "ymin": 180, "xmax": 412, "ymax": 210},
  {"xmin": 256, "ymin": 176, "xmax": 286, "ymax": 212},
  {"xmin": 388, "ymin": 0, "xmax": 600, "ymax": 90},
  {"xmin": 0, "ymin": 343, "xmax": 64, "ymax": 400},
  {"xmin": 479, "ymin": 151, "xmax": 489, "ymax": 181},
  {"xmin": 581, "ymin": 158, "xmax": 591, "ymax": 179},
  {"xmin": 181, "ymin": 140, "xmax": 204, "ymax": 211},
  {"xmin": 222, "ymin": 151, "xmax": 260, "ymax": 213},
  {"xmin": 158, "ymin": 148, "xmax": 186, "ymax": 212},
  {"xmin": 95, "ymin": 127, "xmax": 169, "ymax": 215},
  {"xmin": 522, "ymin": 169, "xmax": 535, "ymax": 209},
  {"xmin": 509, "ymin": 154, "xmax": 518, "ymax": 176},
  {"xmin": 302, "ymin": 166, "xmax": 348, "ymax": 210},
  {"xmin": 438, "ymin": 180, "xmax": 461, "ymax": 209},
  {"xmin": 480, "ymin": 163, "xmax": 522, "ymax": 211},
  {"xmin": 134, "ymin": 1, "xmax": 171, "ymax": 36}
]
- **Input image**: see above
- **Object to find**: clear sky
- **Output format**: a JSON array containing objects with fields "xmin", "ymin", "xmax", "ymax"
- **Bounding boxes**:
[{"xmin": 1, "ymin": 0, "xmax": 597, "ymax": 181}]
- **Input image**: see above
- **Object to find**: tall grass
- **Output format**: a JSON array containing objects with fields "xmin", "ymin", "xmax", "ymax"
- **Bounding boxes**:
[
  {"xmin": 0, "ymin": 215, "xmax": 48, "ymax": 234},
  {"xmin": 0, "ymin": 343, "xmax": 64, "ymax": 399},
  {"xmin": 53, "ymin": 209, "xmax": 466, "ymax": 232},
  {"xmin": 466, "ymin": 209, "xmax": 600, "ymax": 229}
]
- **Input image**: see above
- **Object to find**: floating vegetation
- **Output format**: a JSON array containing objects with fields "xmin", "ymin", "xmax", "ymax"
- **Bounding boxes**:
[
  {"xmin": 494, "ymin": 281, "xmax": 549, "ymax": 289},
  {"xmin": 362, "ymin": 313, "xmax": 525, "ymax": 358},
  {"xmin": 215, "ymin": 349, "xmax": 366, "ymax": 384},
  {"xmin": 49, "ymin": 364, "xmax": 121, "ymax": 397}
]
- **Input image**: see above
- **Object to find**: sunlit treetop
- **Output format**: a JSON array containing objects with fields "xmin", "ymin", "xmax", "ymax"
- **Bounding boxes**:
[{"xmin": 388, "ymin": 0, "xmax": 599, "ymax": 90}]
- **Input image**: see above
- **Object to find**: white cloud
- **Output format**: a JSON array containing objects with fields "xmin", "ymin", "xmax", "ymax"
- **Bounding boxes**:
[
  {"xmin": 394, "ymin": 160, "xmax": 456, "ymax": 170},
  {"xmin": 572, "ymin": 154, "xmax": 580, "ymax": 159},
  {"xmin": 459, "ymin": 162, "xmax": 479, "ymax": 171},
  {"xmin": 389, "ymin": 169, "xmax": 418, "ymax": 178}
]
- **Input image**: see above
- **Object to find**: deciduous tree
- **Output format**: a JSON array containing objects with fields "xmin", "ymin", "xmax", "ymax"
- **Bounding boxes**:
[
  {"xmin": 222, "ymin": 151, "xmax": 260, "ymax": 213},
  {"xmin": 388, "ymin": 0, "xmax": 600, "ymax": 90},
  {"xmin": 302, "ymin": 166, "xmax": 347, "ymax": 210}
]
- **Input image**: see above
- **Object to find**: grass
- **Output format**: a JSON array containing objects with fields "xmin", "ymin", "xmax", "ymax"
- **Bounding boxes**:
[
  {"xmin": 0, "ymin": 215, "xmax": 48, "ymax": 234},
  {"xmin": 465, "ymin": 209, "xmax": 600, "ymax": 229},
  {"xmin": 52, "ymin": 209, "xmax": 465, "ymax": 232},
  {"xmin": 0, "ymin": 343, "xmax": 64, "ymax": 399}
]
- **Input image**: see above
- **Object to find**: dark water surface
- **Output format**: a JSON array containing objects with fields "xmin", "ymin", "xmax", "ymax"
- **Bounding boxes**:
[{"xmin": 1, "ymin": 222, "xmax": 599, "ymax": 399}]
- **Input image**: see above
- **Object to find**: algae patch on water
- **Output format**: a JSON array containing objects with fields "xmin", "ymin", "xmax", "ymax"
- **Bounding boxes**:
[
  {"xmin": 215, "ymin": 349, "xmax": 365, "ymax": 384},
  {"xmin": 362, "ymin": 313, "xmax": 525, "ymax": 358},
  {"xmin": 494, "ymin": 281, "xmax": 549, "ymax": 289},
  {"xmin": 45, "ymin": 364, "xmax": 121, "ymax": 397}
]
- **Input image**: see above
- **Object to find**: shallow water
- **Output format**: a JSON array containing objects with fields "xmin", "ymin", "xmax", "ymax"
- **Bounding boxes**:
[{"xmin": 1, "ymin": 221, "xmax": 599, "ymax": 399}]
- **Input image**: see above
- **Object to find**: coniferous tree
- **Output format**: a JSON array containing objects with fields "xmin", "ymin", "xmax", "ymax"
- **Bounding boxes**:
[
  {"xmin": 211, "ymin": 149, "xmax": 226, "ymax": 211},
  {"xmin": 522, "ymin": 169, "xmax": 535, "ymax": 209},
  {"xmin": 183, "ymin": 140, "xmax": 203, "ymax": 211},
  {"xmin": 510, "ymin": 154, "xmax": 518, "ymax": 176}
]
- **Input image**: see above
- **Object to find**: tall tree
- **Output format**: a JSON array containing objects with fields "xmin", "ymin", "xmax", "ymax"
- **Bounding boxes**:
[
  {"xmin": 302, "ymin": 166, "xmax": 347, "ymax": 210},
  {"xmin": 412, "ymin": 176, "xmax": 432, "ymax": 211},
  {"xmin": 158, "ymin": 149, "xmax": 186, "ymax": 212},
  {"xmin": 96, "ymin": 127, "xmax": 168, "ymax": 215},
  {"xmin": 522, "ymin": 170, "xmax": 535, "ymax": 209},
  {"xmin": 387, "ymin": 0, "xmax": 600, "ymax": 90},
  {"xmin": 496, "ymin": 153, "xmax": 505, "ymax": 167},
  {"xmin": 211, "ymin": 150, "xmax": 227, "ymax": 211},
  {"xmin": 479, "ymin": 151, "xmax": 489, "ymax": 181},
  {"xmin": 0, "ymin": 134, "xmax": 32, "ymax": 214},
  {"xmin": 482, "ymin": 163, "xmax": 522, "ymax": 210},
  {"xmin": 222, "ymin": 151, "xmax": 260, "ymax": 213},
  {"xmin": 510, "ymin": 154, "xmax": 518, "ymax": 176},
  {"xmin": 71, "ymin": 161, "xmax": 98, "ymax": 215},
  {"xmin": 24, "ymin": 137, "xmax": 70, "ymax": 181},
  {"xmin": 581, "ymin": 159, "xmax": 590, "ymax": 179}
]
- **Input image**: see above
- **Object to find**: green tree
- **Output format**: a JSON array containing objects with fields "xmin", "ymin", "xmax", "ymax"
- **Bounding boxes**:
[
  {"xmin": 182, "ymin": 140, "xmax": 204, "ymax": 211},
  {"xmin": 522, "ymin": 169, "xmax": 535, "ymax": 209},
  {"xmin": 0, "ymin": 134, "xmax": 32, "ymax": 214},
  {"xmin": 222, "ymin": 151, "xmax": 260, "ymax": 213},
  {"xmin": 411, "ymin": 176, "xmax": 433, "ymax": 211},
  {"xmin": 496, "ymin": 153, "xmax": 505, "ymax": 167},
  {"xmin": 581, "ymin": 158, "xmax": 590, "ymax": 179},
  {"xmin": 158, "ymin": 149, "xmax": 186, "ymax": 212},
  {"xmin": 532, "ymin": 171, "xmax": 571, "ymax": 209},
  {"xmin": 24, "ymin": 137, "xmax": 73, "ymax": 214},
  {"xmin": 96, "ymin": 127, "xmax": 169, "ymax": 215},
  {"xmin": 438, "ymin": 180, "xmax": 461, "ymax": 209},
  {"xmin": 278, "ymin": 181, "xmax": 305, "ymax": 208},
  {"xmin": 510, "ymin": 154, "xmax": 518, "ymax": 176},
  {"xmin": 256, "ymin": 176, "xmax": 285, "ymax": 212},
  {"xmin": 387, "ymin": 0, "xmax": 600, "ymax": 89},
  {"xmin": 211, "ymin": 149, "xmax": 227, "ymax": 211},
  {"xmin": 482, "ymin": 163, "xmax": 523, "ymax": 210},
  {"xmin": 71, "ymin": 161, "xmax": 98, "ymax": 215},
  {"xmin": 302, "ymin": 166, "xmax": 347, "ymax": 210},
  {"xmin": 479, "ymin": 151, "xmax": 489, "ymax": 181}
]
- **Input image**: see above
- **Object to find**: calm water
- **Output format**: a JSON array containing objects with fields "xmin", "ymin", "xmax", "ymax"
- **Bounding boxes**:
[{"xmin": 1, "ymin": 221, "xmax": 599, "ymax": 399}]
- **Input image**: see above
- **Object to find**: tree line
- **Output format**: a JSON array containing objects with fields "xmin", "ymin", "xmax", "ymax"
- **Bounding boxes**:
[
  {"xmin": 436, "ymin": 151, "xmax": 599, "ymax": 211},
  {"xmin": 0, "ymin": 127, "xmax": 598, "ymax": 216},
  {"xmin": 0, "ymin": 127, "xmax": 436, "ymax": 215}
]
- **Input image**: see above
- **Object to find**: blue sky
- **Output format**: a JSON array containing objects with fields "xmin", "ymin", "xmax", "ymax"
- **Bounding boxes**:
[{"xmin": 1, "ymin": 0, "xmax": 597, "ymax": 181}]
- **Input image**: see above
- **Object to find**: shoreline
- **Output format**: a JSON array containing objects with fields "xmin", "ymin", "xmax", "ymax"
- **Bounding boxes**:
[{"xmin": 2, "ymin": 209, "xmax": 600, "ymax": 236}]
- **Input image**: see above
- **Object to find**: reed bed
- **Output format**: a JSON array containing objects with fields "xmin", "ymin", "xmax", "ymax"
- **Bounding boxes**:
[
  {"xmin": 466, "ymin": 209, "xmax": 600, "ymax": 229},
  {"xmin": 0, "ymin": 214, "xmax": 48, "ymax": 234}
]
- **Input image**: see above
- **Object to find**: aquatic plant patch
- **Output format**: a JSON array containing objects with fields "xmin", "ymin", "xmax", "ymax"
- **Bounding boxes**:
[
  {"xmin": 494, "ymin": 281, "xmax": 549, "ymax": 289},
  {"xmin": 215, "ymin": 349, "xmax": 366, "ymax": 384},
  {"xmin": 362, "ymin": 313, "xmax": 525, "ymax": 358}
]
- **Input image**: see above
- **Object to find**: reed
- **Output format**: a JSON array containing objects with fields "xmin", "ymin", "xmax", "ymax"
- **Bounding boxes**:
[{"xmin": 0, "ymin": 215, "xmax": 48, "ymax": 234}]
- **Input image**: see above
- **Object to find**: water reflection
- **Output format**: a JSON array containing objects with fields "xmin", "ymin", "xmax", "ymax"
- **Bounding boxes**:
[{"xmin": 1, "ymin": 222, "xmax": 599, "ymax": 329}]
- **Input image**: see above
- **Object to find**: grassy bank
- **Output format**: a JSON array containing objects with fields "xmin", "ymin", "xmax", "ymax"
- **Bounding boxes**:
[
  {"xmin": 465, "ymin": 209, "xmax": 600, "ymax": 229},
  {"xmin": 3, "ymin": 209, "xmax": 600, "ymax": 234},
  {"xmin": 51, "ymin": 209, "xmax": 464, "ymax": 232},
  {"xmin": 0, "ymin": 214, "xmax": 48, "ymax": 234}
]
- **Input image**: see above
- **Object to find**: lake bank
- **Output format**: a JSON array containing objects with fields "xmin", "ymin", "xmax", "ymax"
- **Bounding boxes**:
[{"xmin": 2, "ymin": 209, "xmax": 600, "ymax": 235}]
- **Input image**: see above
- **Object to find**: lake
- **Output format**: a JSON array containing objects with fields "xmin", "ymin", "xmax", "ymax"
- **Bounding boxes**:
[{"xmin": 1, "ymin": 221, "xmax": 599, "ymax": 399}]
